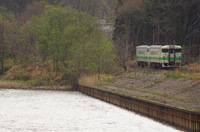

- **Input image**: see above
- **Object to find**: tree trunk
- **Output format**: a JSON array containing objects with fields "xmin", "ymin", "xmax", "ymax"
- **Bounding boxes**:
[{"xmin": 0, "ymin": 59, "xmax": 4, "ymax": 74}]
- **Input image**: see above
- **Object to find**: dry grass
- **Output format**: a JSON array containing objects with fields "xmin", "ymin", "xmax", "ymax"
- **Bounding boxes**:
[
  {"xmin": 162, "ymin": 70, "xmax": 168, "ymax": 75},
  {"xmin": 78, "ymin": 74, "xmax": 115, "ymax": 86},
  {"xmin": 78, "ymin": 74, "xmax": 99, "ymax": 86},
  {"xmin": 160, "ymin": 92, "xmax": 169, "ymax": 104},
  {"xmin": 0, "ymin": 81, "xmax": 27, "ymax": 89},
  {"xmin": 4, "ymin": 65, "xmax": 29, "ymax": 80},
  {"xmin": 4, "ymin": 62, "xmax": 65, "ymax": 86},
  {"xmin": 127, "ymin": 59, "xmax": 137, "ymax": 67},
  {"xmin": 160, "ymin": 96, "xmax": 167, "ymax": 103},
  {"xmin": 175, "ymin": 68, "xmax": 181, "ymax": 75},
  {"xmin": 0, "ymin": 80, "xmax": 72, "ymax": 91},
  {"xmin": 180, "ymin": 63, "xmax": 200, "ymax": 82},
  {"xmin": 181, "ymin": 63, "xmax": 200, "ymax": 73},
  {"xmin": 191, "ymin": 73, "xmax": 200, "ymax": 83}
]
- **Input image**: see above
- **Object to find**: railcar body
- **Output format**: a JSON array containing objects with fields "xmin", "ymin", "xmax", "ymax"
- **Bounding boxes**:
[{"xmin": 136, "ymin": 45, "xmax": 182, "ymax": 68}]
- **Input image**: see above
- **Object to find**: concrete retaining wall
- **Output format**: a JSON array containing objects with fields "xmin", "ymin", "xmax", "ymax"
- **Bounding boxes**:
[{"xmin": 78, "ymin": 85, "xmax": 200, "ymax": 132}]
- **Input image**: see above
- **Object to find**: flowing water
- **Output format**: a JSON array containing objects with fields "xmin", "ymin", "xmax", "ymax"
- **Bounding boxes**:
[{"xmin": 0, "ymin": 89, "xmax": 182, "ymax": 132}]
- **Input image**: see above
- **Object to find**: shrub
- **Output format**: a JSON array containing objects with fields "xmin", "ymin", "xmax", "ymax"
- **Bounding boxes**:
[
  {"xmin": 4, "ymin": 65, "xmax": 30, "ymax": 80},
  {"xmin": 30, "ymin": 76, "xmax": 53, "ymax": 86},
  {"xmin": 4, "ymin": 62, "xmax": 65, "ymax": 86}
]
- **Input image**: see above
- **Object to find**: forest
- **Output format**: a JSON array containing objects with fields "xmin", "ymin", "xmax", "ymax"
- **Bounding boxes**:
[
  {"xmin": 114, "ymin": 0, "xmax": 200, "ymax": 70},
  {"xmin": 0, "ymin": 0, "xmax": 199, "ymax": 86},
  {"xmin": 0, "ymin": 0, "xmax": 116, "ymax": 86}
]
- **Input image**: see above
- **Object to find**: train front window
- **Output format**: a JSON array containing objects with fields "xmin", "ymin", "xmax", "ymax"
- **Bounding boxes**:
[
  {"xmin": 162, "ymin": 49, "xmax": 168, "ymax": 53},
  {"xmin": 169, "ymin": 49, "xmax": 174, "ymax": 53},
  {"xmin": 175, "ymin": 49, "xmax": 181, "ymax": 52}
]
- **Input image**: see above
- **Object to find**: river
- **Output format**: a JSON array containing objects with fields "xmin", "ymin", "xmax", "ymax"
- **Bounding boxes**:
[{"xmin": 0, "ymin": 89, "xmax": 182, "ymax": 132}]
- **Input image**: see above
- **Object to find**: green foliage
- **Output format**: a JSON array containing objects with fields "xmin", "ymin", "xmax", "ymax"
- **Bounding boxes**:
[
  {"xmin": 0, "ymin": 9, "xmax": 15, "ymax": 74},
  {"xmin": 165, "ymin": 73, "xmax": 183, "ymax": 79},
  {"xmin": 101, "ymin": 76, "xmax": 115, "ymax": 83},
  {"xmin": 19, "ymin": 6, "xmax": 115, "ymax": 84}
]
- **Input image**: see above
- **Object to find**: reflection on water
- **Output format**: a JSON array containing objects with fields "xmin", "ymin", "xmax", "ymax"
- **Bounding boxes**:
[{"xmin": 0, "ymin": 89, "xmax": 181, "ymax": 132}]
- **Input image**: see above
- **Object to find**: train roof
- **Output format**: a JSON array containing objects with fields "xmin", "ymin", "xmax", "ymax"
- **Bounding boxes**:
[
  {"xmin": 136, "ymin": 45, "xmax": 149, "ymax": 48},
  {"xmin": 137, "ymin": 45, "xmax": 182, "ymax": 49},
  {"xmin": 161, "ymin": 45, "xmax": 182, "ymax": 49}
]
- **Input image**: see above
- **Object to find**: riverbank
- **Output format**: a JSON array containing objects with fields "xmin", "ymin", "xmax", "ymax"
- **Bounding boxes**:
[
  {"xmin": 0, "ymin": 81, "xmax": 72, "ymax": 91},
  {"xmin": 1, "ymin": 67, "xmax": 199, "ymax": 111}
]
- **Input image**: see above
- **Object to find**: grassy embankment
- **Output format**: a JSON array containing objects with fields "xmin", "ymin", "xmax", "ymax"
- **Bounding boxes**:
[
  {"xmin": 79, "ymin": 62, "xmax": 200, "ymax": 86},
  {"xmin": 0, "ymin": 62, "xmax": 199, "ymax": 90},
  {"xmin": 78, "ymin": 62, "xmax": 200, "ymax": 111}
]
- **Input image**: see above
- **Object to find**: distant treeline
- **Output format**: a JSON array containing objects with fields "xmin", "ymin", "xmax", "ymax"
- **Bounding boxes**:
[
  {"xmin": 114, "ymin": 0, "xmax": 200, "ymax": 69},
  {"xmin": 0, "ymin": 0, "xmax": 117, "ymax": 21}
]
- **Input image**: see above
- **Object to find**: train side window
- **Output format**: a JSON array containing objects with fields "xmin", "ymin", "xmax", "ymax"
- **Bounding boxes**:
[
  {"xmin": 162, "ymin": 49, "xmax": 168, "ymax": 53},
  {"xmin": 175, "ymin": 49, "xmax": 181, "ymax": 52},
  {"xmin": 139, "ymin": 51, "xmax": 145, "ymax": 54}
]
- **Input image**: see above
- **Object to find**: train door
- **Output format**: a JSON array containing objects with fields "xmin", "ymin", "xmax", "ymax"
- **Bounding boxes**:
[{"xmin": 168, "ymin": 49, "xmax": 175, "ymax": 66}]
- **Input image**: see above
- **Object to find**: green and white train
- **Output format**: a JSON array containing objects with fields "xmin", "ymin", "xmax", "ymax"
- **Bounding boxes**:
[{"xmin": 136, "ymin": 45, "xmax": 182, "ymax": 68}]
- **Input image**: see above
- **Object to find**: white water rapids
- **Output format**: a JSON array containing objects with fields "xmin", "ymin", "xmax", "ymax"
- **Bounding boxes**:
[{"xmin": 0, "ymin": 89, "xmax": 182, "ymax": 132}]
